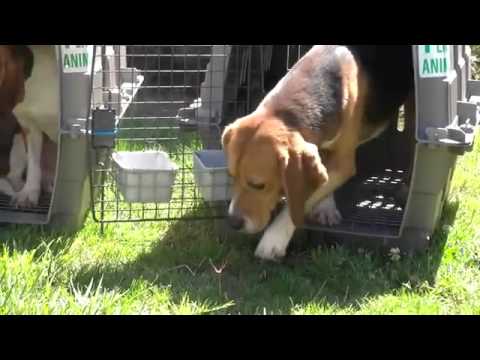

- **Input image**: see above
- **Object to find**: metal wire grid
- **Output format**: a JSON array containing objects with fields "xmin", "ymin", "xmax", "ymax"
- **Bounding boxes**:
[
  {"xmin": 90, "ymin": 45, "xmax": 268, "ymax": 224},
  {"xmin": 286, "ymin": 45, "xmax": 314, "ymax": 70},
  {"xmin": 0, "ymin": 194, "xmax": 51, "ymax": 215},
  {"xmin": 89, "ymin": 45, "xmax": 407, "ymax": 238}
]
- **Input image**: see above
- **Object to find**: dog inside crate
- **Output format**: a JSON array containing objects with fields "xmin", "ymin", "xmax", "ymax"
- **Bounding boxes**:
[
  {"xmin": 0, "ymin": 45, "xmax": 59, "ymax": 222},
  {"xmin": 91, "ymin": 45, "xmax": 416, "ymax": 242}
]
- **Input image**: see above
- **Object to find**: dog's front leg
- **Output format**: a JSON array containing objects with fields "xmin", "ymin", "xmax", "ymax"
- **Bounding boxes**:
[
  {"xmin": 255, "ymin": 206, "xmax": 296, "ymax": 261},
  {"xmin": 7, "ymin": 133, "xmax": 28, "ymax": 192},
  {"xmin": 13, "ymin": 127, "xmax": 42, "ymax": 207},
  {"xmin": 309, "ymin": 194, "xmax": 342, "ymax": 226},
  {"xmin": 303, "ymin": 148, "xmax": 357, "ymax": 231}
]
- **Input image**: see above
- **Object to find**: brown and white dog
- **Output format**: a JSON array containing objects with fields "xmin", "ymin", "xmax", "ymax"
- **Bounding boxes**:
[
  {"xmin": 0, "ymin": 45, "xmax": 59, "ymax": 206},
  {"xmin": 222, "ymin": 45, "xmax": 414, "ymax": 261}
]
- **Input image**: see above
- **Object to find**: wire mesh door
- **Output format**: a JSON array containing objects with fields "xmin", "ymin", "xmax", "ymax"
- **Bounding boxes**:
[
  {"xmin": 286, "ymin": 45, "xmax": 314, "ymax": 70},
  {"xmin": 89, "ymin": 45, "xmax": 269, "ymax": 224}
]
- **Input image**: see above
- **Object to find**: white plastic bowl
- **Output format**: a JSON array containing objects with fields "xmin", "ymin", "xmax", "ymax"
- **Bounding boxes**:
[
  {"xmin": 193, "ymin": 150, "xmax": 232, "ymax": 202},
  {"xmin": 112, "ymin": 151, "xmax": 178, "ymax": 203}
]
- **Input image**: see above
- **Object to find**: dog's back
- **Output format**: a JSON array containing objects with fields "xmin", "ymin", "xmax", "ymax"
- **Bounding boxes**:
[{"xmin": 263, "ymin": 45, "xmax": 414, "ymax": 138}]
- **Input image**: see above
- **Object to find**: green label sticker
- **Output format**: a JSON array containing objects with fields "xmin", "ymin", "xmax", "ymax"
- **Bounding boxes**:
[
  {"xmin": 419, "ymin": 45, "xmax": 451, "ymax": 78},
  {"xmin": 62, "ymin": 45, "xmax": 93, "ymax": 74}
]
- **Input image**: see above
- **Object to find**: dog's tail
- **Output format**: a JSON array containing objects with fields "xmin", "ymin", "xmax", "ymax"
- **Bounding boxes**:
[{"xmin": 0, "ymin": 178, "xmax": 15, "ymax": 197}]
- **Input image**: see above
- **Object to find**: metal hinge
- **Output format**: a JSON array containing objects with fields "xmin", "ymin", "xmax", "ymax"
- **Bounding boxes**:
[{"xmin": 426, "ymin": 98, "xmax": 479, "ymax": 152}]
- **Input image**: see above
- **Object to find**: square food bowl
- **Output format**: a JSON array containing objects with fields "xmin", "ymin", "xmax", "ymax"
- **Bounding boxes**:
[
  {"xmin": 193, "ymin": 150, "xmax": 233, "ymax": 202},
  {"xmin": 112, "ymin": 151, "xmax": 178, "ymax": 203}
]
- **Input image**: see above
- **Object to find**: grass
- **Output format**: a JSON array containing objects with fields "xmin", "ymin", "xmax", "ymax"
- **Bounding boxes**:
[{"xmin": 1, "ymin": 47, "xmax": 480, "ymax": 315}]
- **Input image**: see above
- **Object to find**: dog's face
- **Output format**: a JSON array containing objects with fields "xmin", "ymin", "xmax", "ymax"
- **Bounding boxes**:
[
  {"xmin": 0, "ymin": 46, "xmax": 30, "ymax": 114},
  {"xmin": 222, "ymin": 113, "xmax": 328, "ymax": 234}
]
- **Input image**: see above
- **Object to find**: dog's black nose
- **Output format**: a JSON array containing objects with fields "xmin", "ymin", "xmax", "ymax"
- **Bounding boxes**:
[{"xmin": 228, "ymin": 216, "xmax": 245, "ymax": 231}]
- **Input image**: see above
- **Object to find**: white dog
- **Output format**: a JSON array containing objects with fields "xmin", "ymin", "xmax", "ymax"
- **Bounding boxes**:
[{"xmin": 0, "ymin": 45, "xmax": 59, "ymax": 207}]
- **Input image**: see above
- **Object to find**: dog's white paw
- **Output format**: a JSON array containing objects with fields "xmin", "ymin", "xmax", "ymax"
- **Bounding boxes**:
[
  {"xmin": 42, "ymin": 177, "xmax": 55, "ymax": 194},
  {"xmin": 0, "ymin": 179, "xmax": 16, "ymax": 198},
  {"xmin": 255, "ymin": 232, "xmax": 287, "ymax": 262},
  {"xmin": 254, "ymin": 207, "xmax": 296, "ymax": 262},
  {"xmin": 12, "ymin": 186, "xmax": 40, "ymax": 208},
  {"xmin": 7, "ymin": 176, "xmax": 25, "ymax": 193},
  {"xmin": 309, "ymin": 195, "xmax": 342, "ymax": 226},
  {"xmin": 45, "ymin": 182, "xmax": 54, "ymax": 194}
]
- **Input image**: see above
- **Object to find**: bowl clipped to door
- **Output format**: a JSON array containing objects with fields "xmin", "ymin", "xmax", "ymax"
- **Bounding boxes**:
[
  {"xmin": 112, "ymin": 151, "xmax": 178, "ymax": 203},
  {"xmin": 193, "ymin": 150, "xmax": 232, "ymax": 202}
]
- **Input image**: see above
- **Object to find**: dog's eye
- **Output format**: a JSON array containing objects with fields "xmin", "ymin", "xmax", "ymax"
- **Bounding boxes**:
[{"xmin": 248, "ymin": 181, "xmax": 266, "ymax": 191}]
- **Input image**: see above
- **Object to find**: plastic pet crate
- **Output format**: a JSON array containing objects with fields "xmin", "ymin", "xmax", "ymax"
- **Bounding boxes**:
[{"xmin": 0, "ymin": 45, "xmax": 142, "ymax": 230}]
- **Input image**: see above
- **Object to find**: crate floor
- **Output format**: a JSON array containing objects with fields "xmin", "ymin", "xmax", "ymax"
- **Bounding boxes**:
[
  {"xmin": 304, "ymin": 169, "xmax": 408, "ymax": 238},
  {"xmin": 0, "ymin": 193, "xmax": 51, "ymax": 225}
]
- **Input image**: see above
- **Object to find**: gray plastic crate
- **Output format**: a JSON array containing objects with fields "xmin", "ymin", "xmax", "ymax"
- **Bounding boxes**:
[
  {"xmin": 112, "ymin": 151, "xmax": 178, "ymax": 204},
  {"xmin": 0, "ymin": 45, "xmax": 89, "ymax": 229},
  {"xmin": 0, "ymin": 45, "xmax": 141, "ymax": 231},
  {"xmin": 414, "ymin": 45, "xmax": 479, "ymax": 150},
  {"xmin": 306, "ymin": 45, "xmax": 480, "ymax": 252},
  {"xmin": 193, "ymin": 150, "xmax": 232, "ymax": 202}
]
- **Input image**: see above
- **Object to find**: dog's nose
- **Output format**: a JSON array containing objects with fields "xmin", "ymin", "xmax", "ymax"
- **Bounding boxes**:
[{"xmin": 228, "ymin": 215, "xmax": 245, "ymax": 231}]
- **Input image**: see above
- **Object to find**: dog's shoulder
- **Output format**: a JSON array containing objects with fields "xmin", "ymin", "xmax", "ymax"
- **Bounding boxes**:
[{"xmin": 265, "ymin": 45, "xmax": 344, "ymax": 131}]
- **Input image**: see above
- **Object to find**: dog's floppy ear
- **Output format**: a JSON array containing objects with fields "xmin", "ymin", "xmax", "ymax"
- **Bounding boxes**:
[
  {"xmin": 222, "ymin": 118, "xmax": 257, "ymax": 176},
  {"xmin": 0, "ymin": 47, "xmax": 7, "ymax": 90},
  {"xmin": 279, "ymin": 137, "xmax": 328, "ymax": 227},
  {"xmin": 0, "ymin": 46, "xmax": 26, "ymax": 113},
  {"xmin": 222, "ymin": 123, "xmax": 239, "ymax": 176},
  {"xmin": 221, "ymin": 123, "xmax": 235, "ymax": 150}
]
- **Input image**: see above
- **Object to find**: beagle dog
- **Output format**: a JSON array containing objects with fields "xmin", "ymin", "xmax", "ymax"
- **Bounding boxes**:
[
  {"xmin": 0, "ymin": 45, "xmax": 59, "ymax": 207},
  {"xmin": 222, "ymin": 45, "xmax": 414, "ymax": 261}
]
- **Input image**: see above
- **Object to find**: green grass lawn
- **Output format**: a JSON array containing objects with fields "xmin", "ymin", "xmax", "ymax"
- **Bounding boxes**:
[
  {"xmin": 1, "ymin": 137, "xmax": 479, "ymax": 315},
  {"xmin": 1, "ymin": 47, "xmax": 480, "ymax": 315}
]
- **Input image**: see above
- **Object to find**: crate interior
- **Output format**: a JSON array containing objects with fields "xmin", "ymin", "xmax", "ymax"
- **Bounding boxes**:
[{"xmin": 304, "ymin": 113, "xmax": 415, "ymax": 238}]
